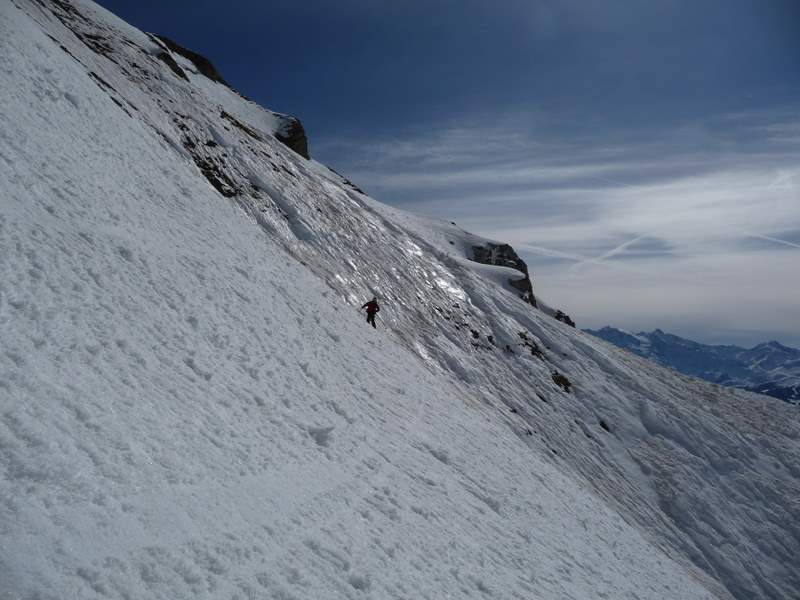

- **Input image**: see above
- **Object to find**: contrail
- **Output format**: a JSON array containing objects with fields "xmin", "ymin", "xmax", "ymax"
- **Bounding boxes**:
[
  {"xmin": 513, "ymin": 241, "xmax": 702, "ymax": 286},
  {"xmin": 512, "ymin": 243, "xmax": 590, "ymax": 262},
  {"xmin": 569, "ymin": 234, "xmax": 649, "ymax": 272},
  {"xmin": 741, "ymin": 230, "xmax": 800, "ymax": 250},
  {"xmin": 513, "ymin": 242, "xmax": 651, "ymax": 275},
  {"xmin": 587, "ymin": 175, "xmax": 640, "ymax": 190},
  {"xmin": 767, "ymin": 169, "xmax": 799, "ymax": 189}
]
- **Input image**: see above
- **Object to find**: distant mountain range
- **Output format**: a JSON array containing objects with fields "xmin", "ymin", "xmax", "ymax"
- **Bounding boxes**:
[{"xmin": 585, "ymin": 327, "xmax": 800, "ymax": 405}]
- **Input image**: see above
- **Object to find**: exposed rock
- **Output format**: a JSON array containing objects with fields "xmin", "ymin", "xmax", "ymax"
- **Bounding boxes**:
[
  {"xmin": 274, "ymin": 117, "xmax": 310, "ymax": 160},
  {"xmin": 327, "ymin": 166, "xmax": 364, "ymax": 193},
  {"xmin": 171, "ymin": 113, "xmax": 240, "ymax": 197},
  {"xmin": 87, "ymin": 70, "xmax": 115, "ymax": 93},
  {"xmin": 37, "ymin": 0, "xmax": 118, "ymax": 62},
  {"xmin": 156, "ymin": 51, "xmax": 188, "ymax": 81},
  {"xmin": 220, "ymin": 110, "xmax": 263, "ymax": 141},
  {"xmin": 191, "ymin": 156, "xmax": 238, "ymax": 197},
  {"xmin": 552, "ymin": 371, "xmax": 572, "ymax": 392},
  {"xmin": 154, "ymin": 35, "xmax": 308, "ymax": 159},
  {"xmin": 472, "ymin": 242, "xmax": 525, "ymax": 272},
  {"xmin": 471, "ymin": 242, "xmax": 537, "ymax": 307},
  {"xmin": 518, "ymin": 331, "xmax": 547, "ymax": 360},
  {"xmin": 87, "ymin": 71, "xmax": 136, "ymax": 117},
  {"xmin": 555, "ymin": 310, "xmax": 576, "ymax": 328},
  {"xmin": 155, "ymin": 35, "xmax": 230, "ymax": 86}
]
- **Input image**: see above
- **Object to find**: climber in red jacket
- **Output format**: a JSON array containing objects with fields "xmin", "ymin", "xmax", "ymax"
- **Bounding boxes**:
[{"xmin": 361, "ymin": 297, "xmax": 380, "ymax": 328}]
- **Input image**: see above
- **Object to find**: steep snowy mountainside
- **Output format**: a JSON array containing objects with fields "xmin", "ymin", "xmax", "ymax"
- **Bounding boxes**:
[
  {"xmin": 2, "ymin": 1, "xmax": 799, "ymax": 599},
  {"xmin": 586, "ymin": 327, "xmax": 800, "ymax": 404},
  {"xmin": 0, "ymin": 4, "xmax": 722, "ymax": 599}
]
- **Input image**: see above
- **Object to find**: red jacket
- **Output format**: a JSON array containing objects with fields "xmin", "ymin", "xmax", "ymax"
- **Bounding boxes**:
[{"xmin": 362, "ymin": 300, "xmax": 379, "ymax": 314}]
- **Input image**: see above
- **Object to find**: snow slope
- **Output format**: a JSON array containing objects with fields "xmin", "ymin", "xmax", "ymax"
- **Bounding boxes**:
[{"xmin": 1, "ymin": 1, "xmax": 799, "ymax": 599}]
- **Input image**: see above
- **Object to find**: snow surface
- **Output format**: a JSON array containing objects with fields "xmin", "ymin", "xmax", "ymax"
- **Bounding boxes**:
[{"xmin": 1, "ymin": 1, "xmax": 799, "ymax": 599}]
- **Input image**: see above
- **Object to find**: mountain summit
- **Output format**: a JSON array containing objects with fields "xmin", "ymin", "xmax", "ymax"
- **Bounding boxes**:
[
  {"xmin": 1, "ymin": 1, "xmax": 799, "ymax": 599},
  {"xmin": 586, "ymin": 327, "xmax": 800, "ymax": 404}
]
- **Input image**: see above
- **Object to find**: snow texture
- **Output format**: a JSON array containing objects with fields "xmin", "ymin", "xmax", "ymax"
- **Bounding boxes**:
[{"xmin": 1, "ymin": 1, "xmax": 798, "ymax": 599}]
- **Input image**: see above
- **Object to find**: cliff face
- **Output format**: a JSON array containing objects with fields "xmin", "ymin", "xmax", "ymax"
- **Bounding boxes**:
[
  {"xmin": 471, "ymin": 242, "xmax": 537, "ymax": 306},
  {"xmin": 155, "ymin": 35, "xmax": 230, "ymax": 86},
  {"xmin": 274, "ymin": 116, "xmax": 310, "ymax": 159},
  {"xmin": 155, "ymin": 34, "xmax": 311, "ymax": 160},
  {"xmin": 154, "ymin": 35, "xmax": 310, "ymax": 159}
]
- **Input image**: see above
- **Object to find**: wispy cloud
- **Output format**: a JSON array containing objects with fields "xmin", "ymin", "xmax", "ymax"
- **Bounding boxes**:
[{"xmin": 316, "ymin": 109, "xmax": 800, "ymax": 346}]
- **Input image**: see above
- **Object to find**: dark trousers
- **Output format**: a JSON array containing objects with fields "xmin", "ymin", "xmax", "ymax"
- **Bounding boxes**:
[{"xmin": 366, "ymin": 312, "xmax": 377, "ymax": 328}]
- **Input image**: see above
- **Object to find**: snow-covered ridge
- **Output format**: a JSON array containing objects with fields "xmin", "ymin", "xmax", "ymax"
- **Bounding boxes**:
[
  {"xmin": 1, "ymin": 1, "xmax": 799, "ymax": 599},
  {"xmin": 586, "ymin": 326, "xmax": 800, "ymax": 404}
]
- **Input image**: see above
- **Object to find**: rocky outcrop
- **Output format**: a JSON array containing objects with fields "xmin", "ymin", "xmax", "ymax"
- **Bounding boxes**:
[
  {"xmin": 155, "ymin": 35, "xmax": 229, "ymax": 86},
  {"xmin": 471, "ymin": 243, "xmax": 537, "ymax": 307},
  {"xmin": 555, "ymin": 310, "xmax": 576, "ymax": 328},
  {"xmin": 274, "ymin": 117, "xmax": 310, "ymax": 160},
  {"xmin": 155, "ymin": 51, "xmax": 188, "ymax": 81},
  {"xmin": 156, "ymin": 37, "xmax": 309, "ymax": 159},
  {"xmin": 552, "ymin": 371, "xmax": 572, "ymax": 392}
]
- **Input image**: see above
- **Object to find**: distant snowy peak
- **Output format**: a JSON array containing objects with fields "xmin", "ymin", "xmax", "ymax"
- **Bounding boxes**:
[
  {"xmin": 586, "ymin": 327, "xmax": 800, "ymax": 404},
  {"xmin": 588, "ymin": 326, "xmax": 652, "ymax": 350}
]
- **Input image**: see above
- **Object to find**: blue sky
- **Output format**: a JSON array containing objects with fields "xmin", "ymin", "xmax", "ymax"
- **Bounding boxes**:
[{"xmin": 97, "ymin": 0, "xmax": 800, "ymax": 346}]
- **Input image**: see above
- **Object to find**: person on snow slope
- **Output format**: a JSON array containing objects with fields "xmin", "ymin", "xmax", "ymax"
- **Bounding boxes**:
[{"xmin": 361, "ymin": 297, "xmax": 380, "ymax": 329}]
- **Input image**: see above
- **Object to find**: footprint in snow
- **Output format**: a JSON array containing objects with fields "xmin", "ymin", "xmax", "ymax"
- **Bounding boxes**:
[{"xmin": 308, "ymin": 425, "xmax": 334, "ymax": 447}]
